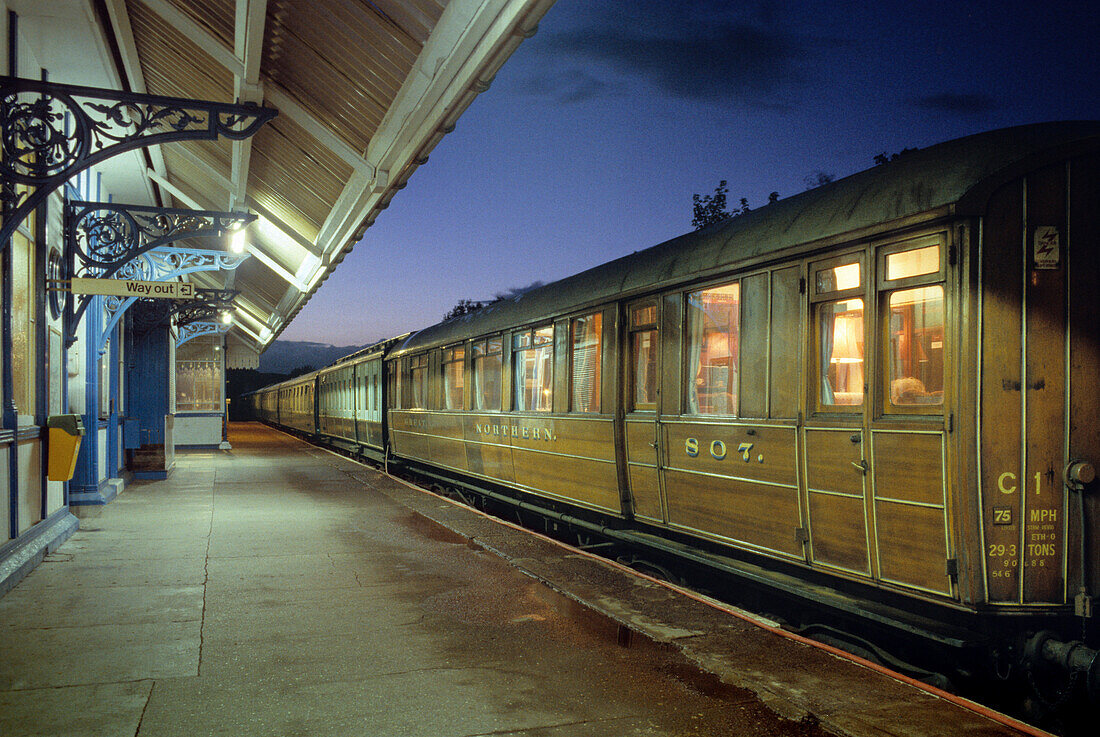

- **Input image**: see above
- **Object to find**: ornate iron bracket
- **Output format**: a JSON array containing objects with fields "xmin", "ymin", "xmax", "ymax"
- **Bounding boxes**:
[
  {"xmin": 176, "ymin": 321, "xmax": 232, "ymax": 348},
  {"xmin": 66, "ymin": 200, "xmax": 255, "ymax": 277},
  {"xmin": 62, "ymin": 199, "xmax": 253, "ymax": 337},
  {"xmin": 1, "ymin": 76, "xmax": 277, "ymax": 247},
  {"xmin": 133, "ymin": 287, "xmax": 238, "ymax": 335}
]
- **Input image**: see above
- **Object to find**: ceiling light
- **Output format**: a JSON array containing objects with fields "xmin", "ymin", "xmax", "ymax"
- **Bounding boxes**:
[{"xmin": 229, "ymin": 228, "xmax": 247, "ymax": 254}]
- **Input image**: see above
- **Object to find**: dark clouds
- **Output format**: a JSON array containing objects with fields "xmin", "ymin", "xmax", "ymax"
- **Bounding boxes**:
[
  {"xmin": 527, "ymin": 1, "xmax": 819, "ymax": 106},
  {"xmin": 912, "ymin": 93, "xmax": 999, "ymax": 115},
  {"xmin": 518, "ymin": 69, "xmax": 617, "ymax": 104}
]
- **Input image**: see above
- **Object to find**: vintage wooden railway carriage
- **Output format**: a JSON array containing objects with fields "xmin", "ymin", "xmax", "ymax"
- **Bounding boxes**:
[{"xmin": 252, "ymin": 122, "xmax": 1100, "ymax": 696}]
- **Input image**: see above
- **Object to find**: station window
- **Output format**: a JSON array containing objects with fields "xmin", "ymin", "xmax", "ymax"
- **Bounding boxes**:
[
  {"xmin": 686, "ymin": 282, "xmax": 740, "ymax": 415},
  {"xmin": 10, "ymin": 220, "xmax": 36, "ymax": 424},
  {"xmin": 512, "ymin": 325, "xmax": 553, "ymax": 412},
  {"xmin": 813, "ymin": 257, "xmax": 865, "ymax": 410},
  {"xmin": 472, "ymin": 337, "xmax": 502, "ymax": 411},
  {"xmin": 442, "ymin": 346, "xmax": 465, "ymax": 410},
  {"xmin": 879, "ymin": 241, "xmax": 945, "ymax": 412},
  {"xmin": 570, "ymin": 313, "xmax": 602, "ymax": 413},
  {"xmin": 409, "ymin": 354, "xmax": 428, "ymax": 409},
  {"xmin": 176, "ymin": 335, "xmax": 224, "ymax": 412},
  {"xmin": 629, "ymin": 303, "xmax": 658, "ymax": 411}
]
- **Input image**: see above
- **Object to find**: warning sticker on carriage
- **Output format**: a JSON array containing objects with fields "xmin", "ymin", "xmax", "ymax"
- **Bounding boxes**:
[{"xmin": 1033, "ymin": 226, "xmax": 1060, "ymax": 269}]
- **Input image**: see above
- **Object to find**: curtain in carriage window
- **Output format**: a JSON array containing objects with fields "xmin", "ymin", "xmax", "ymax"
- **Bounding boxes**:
[
  {"xmin": 442, "ymin": 347, "xmax": 465, "ymax": 410},
  {"xmin": 472, "ymin": 337, "xmax": 502, "ymax": 411},
  {"xmin": 513, "ymin": 325, "xmax": 553, "ymax": 412},
  {"xmin": 818, "ymin": 299, "xmax": 864, "ymax": 406},
  {"xmin": 570, "ymin": 313, "xmax": 602, "ymax": 413},
  {"xmin": 686, "ymin": 282, "xmax": 740, "ymax": 415}
]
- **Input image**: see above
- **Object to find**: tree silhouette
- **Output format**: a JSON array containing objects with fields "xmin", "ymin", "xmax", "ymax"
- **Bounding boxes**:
[
  {"xmin": 692, "ymin": 182, "xmax": 780, "ymax": 231},
  {"xmin": 874, "ymin": 147, "xmax": 920, "ymax": 165},
  {"xmin": 692, "ymin": 180, "xmax": 730, "ymax": 229},
  {"xmin": 443, "ymin": 299, "xmax": 485, "ymax": 321},
  {"xmin": 804, "ymin": 171, "xmax": 835, "ymax": 189}
]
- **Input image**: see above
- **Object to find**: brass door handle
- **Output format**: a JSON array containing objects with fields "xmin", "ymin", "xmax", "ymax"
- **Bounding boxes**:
[{"xmin": 851, "ymin": 460, "xmax": 868, "ymax": 474}]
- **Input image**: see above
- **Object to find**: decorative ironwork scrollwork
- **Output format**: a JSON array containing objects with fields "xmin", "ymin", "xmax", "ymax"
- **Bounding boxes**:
[
  {"xmin": 69, "ymin": 245, "xmax": 249, "ymax": 353},
  {"xmin": 131, "ymin": 287, "xmax": 238, "ymax": 335},
  {"xmin": 1, "ymin": 76, "xmax": 276, "ymax": 247},
  {"xmin": 65, "ymin": 201, "xmax": 254, "ymax": 276},
  {"xmin": 177, "ymin": 321, "xmax": 230, "ymax": 348}
]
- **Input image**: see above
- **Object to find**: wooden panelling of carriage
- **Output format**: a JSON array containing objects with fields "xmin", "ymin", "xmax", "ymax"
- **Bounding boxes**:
[
  {"xmin": 392, "ymin": 411, "xmax": 620, "ymax": 514},
  {"xmin": 977, "ymin": 152, "xmax": 1100, "ymax": 605},
  {"xmin": 625, "ymin": 419, "xmax": 662, "ymax": 522},
  {"xmin": 662, "ymin": 421, "xmax": 802, "ymax": 558},
  {"xmin": 871, "ymin": 429, "xmax": 952, "ymax": 595}
]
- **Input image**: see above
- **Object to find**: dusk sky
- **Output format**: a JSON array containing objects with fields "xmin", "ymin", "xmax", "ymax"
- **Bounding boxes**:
[{"xmin": 279, "ymin": 0, "xmax": 1100, "ymax": 347}]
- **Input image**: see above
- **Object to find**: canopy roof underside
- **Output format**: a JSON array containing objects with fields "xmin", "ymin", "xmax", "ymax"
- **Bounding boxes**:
[{"xmin": 12, "ymin": 0, "xmax": 553, "ymax": 360}]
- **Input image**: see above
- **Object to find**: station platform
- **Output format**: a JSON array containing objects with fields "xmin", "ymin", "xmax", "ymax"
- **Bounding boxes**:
[{"xmin": 0, "ymin": 423, "xmax": 1040, "ymax": 737}]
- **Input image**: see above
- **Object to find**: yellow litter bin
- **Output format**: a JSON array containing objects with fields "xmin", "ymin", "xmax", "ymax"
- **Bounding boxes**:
[{"xmin": 47, "ymin": 414, "xmax": 84, "ymax": 481}]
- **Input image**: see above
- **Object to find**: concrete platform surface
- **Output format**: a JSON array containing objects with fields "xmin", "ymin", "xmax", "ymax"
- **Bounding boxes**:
[{"xmin": 0, "ymin": 423, "xmax": 1034, "ymax": 737}]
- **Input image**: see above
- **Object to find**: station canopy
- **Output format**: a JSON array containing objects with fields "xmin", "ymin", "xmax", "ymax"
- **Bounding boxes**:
[{"xmin": 14, "ymin": 0, "xmax": 553, "ymax": 365}]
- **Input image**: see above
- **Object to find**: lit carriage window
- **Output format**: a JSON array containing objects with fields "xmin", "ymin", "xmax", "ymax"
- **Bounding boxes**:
[
  {"xmin": 513, "ymin": 326, "xmax": 553, "ymax": 412},
  {"xmin": 818, "ymin": 298, "xmax": 864, "ymax": 407},
  {"xmin": 631, "ymin": 304, "xmax": 656, "ymax": 326},
  {"xmin": 410, "ymin": 354, "xmax": 428, "ymax": 409},
  {"xmin": 632, "ymin": 332, "xmax": 657, "ymax": 409},
  {"xmin": 887, "ymin": 286, "xmax": 944, "ymax": 406},
  {"xmin": 442, "ymin": 346, "xmax": 465, "ymax": 410},
  {"xmin": 390, "ymin": 364, "xmax": 401, "ymax": 409},
  {"xmin": 570, "ymin": 313, "xmax": 602, "ymax": 413},
  {"xmin": 686, "ymin": 282, "xmax": 740, "ymax": 415},
  {"xmin": 886, "ymin": 245, "xmax": 940, "ymax": 281},
  {"xmin": 472, "ymin": 337, "xmax": 502, "ymax": 411},
  {"xmin": 816, "ymin": 261, "xmax": 861, "ymax": 294},
  {"xmin": 629, "ymin": 302, "xmax": 658, "ymax": 411}
]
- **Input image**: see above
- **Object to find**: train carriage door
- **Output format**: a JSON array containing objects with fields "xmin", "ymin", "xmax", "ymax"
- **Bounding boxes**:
[
  {"xmin": 803, "ymin": 254, "xmax": 874, "ymax": 578},
  {"xmin": 870, "ymin": 237, "xmax": 954, "ymax": 598},
  {"xmin": 624, "ymin": 300, "xmax": 665, "ymax": 522},
  {"xmin": 980, "ymin": 164, "xmax": 1089, "ymax": 605}
]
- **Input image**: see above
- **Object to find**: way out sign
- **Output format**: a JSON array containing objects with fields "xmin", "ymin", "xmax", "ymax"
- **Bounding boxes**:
[{"xmin": 70, "ymin": 278, "xmax": 196, "ymax": 299}]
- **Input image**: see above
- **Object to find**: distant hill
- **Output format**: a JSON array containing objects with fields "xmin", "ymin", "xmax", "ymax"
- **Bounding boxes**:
[{"xmin": 257, "ymin": 340, "xmax": 369, "ymax": 375}]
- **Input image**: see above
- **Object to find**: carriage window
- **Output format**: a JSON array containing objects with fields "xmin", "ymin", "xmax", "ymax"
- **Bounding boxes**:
[
  {"xmin": 886, "ymin": 245, "xmax": 940, "ymax": 281},
  {"xmin": 887, "ymin": 286, "xmax": 944, "ymax": 407},
  {"xmin": 442, "ymin": 347, "xmax": 465, "ymax": 410},
  {"xmin": 816, "ymin": 261, "xmax": 861, "ymax": 294},
  {"xmin": 631, "ymin": 331, "xmax": 657, "ymax": 410},
  {"xmin": 629, "ymin": 302, "xmax": 658, "ymax": 411},
  {"xmin": 631, "ymin": 304, "xmax": 656, "ymax": 326},
  {"xmin": 472, "ymin": 337, "xmax": 502, "ymax": 411},
  {"xmin": 570, "ymin": 313, "xmax": 602, "ymax": 413},
  {"xmin": 686, "ymin": 282, "xmax": 740, "ymax": 415},
  {"xmin": 389, "ymin": 364, "xmax": 401, "ymax": 409},
  {"xmin": 513, "ymin": 326, "xmax": 553, "ymax": 412},
  {"xmin": 409, "ymin": 354, "xmax": 428, "ymax": 409},
  {"xmin": 818, "ymin": 298, "xmax": 864, "ymax": 407}
]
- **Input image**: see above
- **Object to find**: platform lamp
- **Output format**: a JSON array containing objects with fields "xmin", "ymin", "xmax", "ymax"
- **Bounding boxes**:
[{"xmin": 228, "ymin": 224, "xmax": 248, "ymax": 254}]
